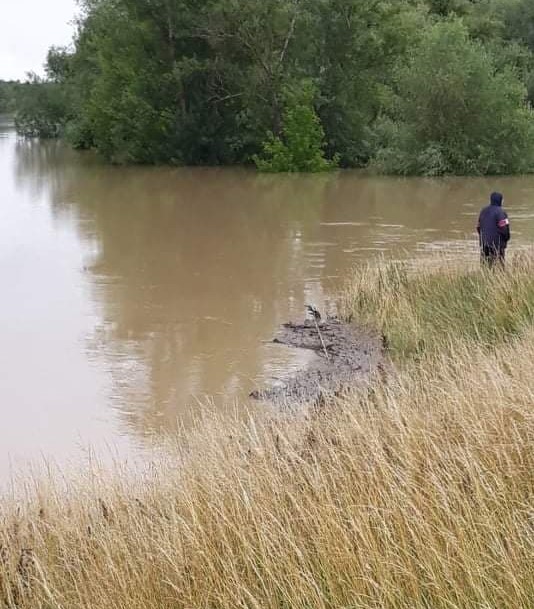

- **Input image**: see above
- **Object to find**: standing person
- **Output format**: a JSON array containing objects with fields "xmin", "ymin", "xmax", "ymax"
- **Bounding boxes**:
[{"xmin": 477, "ymin": 192, "xmax": 510, "ymax": 268}]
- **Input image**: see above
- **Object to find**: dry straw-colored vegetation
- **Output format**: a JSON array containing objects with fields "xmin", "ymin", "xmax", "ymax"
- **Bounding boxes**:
[
  {"xmin": 2, "ymin": 254, "xmax": 534, "ymax": 609},
  {"xmin": 342, "ymin": 251, "xmax": 534, "ymax": 359}
]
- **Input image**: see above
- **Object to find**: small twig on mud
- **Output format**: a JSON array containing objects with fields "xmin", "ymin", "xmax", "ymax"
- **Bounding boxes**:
[{"xmin": 313, "ymin": 318, "xmax": 330, "ymax": 362}]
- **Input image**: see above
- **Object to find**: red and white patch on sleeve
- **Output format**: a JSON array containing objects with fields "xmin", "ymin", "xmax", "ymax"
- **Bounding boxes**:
[{"xmin": 498, "ymin": 218, "xmax": 509, "ymax": 228}]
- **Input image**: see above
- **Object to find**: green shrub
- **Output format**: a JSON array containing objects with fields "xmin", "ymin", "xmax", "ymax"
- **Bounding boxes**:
[
  {"xmin": 372, "ymin": 20, "xmax": 534, "ymax": 176},
  {"xmin": 14, "ymin": 76, "xmax": 69, "ymax": 138},
  {"xmin": 0, "ymin": 80, "xmax": 18, "ymax": 114},
  {"xmin": 254, "ymin": 84, "xmax": 338, "ymax": 173}
]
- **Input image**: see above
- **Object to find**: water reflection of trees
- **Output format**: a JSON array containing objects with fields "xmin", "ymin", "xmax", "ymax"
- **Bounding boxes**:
[{"xmin": 14, "ymin": 140, "xmax": 337, "ymax": 439}]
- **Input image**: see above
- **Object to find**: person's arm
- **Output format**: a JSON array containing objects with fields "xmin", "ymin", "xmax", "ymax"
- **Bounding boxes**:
[{"xmin": 497, "ymin": 211, "xmax": 510, "ymax": 243}]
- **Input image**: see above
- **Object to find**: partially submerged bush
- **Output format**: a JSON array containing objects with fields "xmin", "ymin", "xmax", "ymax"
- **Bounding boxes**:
[
  {"xmin": 254, "ymin": 84, "xmax": 338, "ymax": 173},
  {"xmin": 14, "ymin": 76, "xmax": 69, "ymax": 139}
]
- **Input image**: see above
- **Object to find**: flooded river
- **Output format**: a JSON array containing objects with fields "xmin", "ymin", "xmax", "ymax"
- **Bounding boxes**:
[{"xmin": 3, "ymin": 117, "xmax": 534, "ymax": 478}]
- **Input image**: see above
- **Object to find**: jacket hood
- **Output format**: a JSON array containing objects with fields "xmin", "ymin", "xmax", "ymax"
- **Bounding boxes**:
[{"xmin": 491, "ymin": 192, "xmax": 503, "ymax": 207}]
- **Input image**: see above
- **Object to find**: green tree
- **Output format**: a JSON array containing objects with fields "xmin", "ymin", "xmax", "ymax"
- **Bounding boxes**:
[
  {"xmin": 372, "ymin": 20, "xmax": 534, "ymax": 176},
  {"xmin": 425, "ymin": 0, "xmax": 470, "ymax": 16},
  {"xmin": 16, "ymin": 0, "xmax": 534, "ymax": 175},
  {"xmin": 15, "ymin": 74, "xmax": 69, "ymax": 138},
  {"xmin": 0, "ymin": 81, "xmax": 18, "ymax": 113},
  {"xmin": 504, "ymin": 0, "xmax": 534, "ymax": 51},
  {"xmin": 254, "ymin": 83, "xmax": 337, "ymax": 172},
  {"xmin": 310, "ymin": 0, "xmax": 427, "ymax": 167},
  {"xmin": 45, "ymin": 46, "xmax": 74, "ymax": 82},
  {"xmin": 66, "ymin": 0, "xmax": 313, "ymax": 164}
]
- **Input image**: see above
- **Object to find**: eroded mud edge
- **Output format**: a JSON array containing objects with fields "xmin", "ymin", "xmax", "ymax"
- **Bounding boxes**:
[{"xmin": 251, "ymin": 319, "xmax": 385, "ymax": 406}]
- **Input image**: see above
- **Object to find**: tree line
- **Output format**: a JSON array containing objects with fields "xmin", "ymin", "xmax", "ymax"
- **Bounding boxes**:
[
  {"xmin": 10, "ymin": 0, "xmax": 534, "ymax": 175},
  {"xmin": 0, "ymin": 81, "xmax": 18, "ymax": 114}
]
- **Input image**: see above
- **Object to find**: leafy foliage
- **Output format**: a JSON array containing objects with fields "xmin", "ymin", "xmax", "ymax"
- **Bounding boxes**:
[
  {"xmin": 254, "ymin": 84, "xmax": 337, "ymax": 172},
  {"xmin": 14, "ymin": 75, "xmax": 70, "ymax": 138},
  {"xmin": 372, "ymin": 20, "xmax": 534, "ymax": 176},
  {"xmin": 0, "ymin": 81, "xmax": 18, "ymax": 114},
  {"xmin": 13, "ymin": 0, "xmax": 534, "ymax": 174}
]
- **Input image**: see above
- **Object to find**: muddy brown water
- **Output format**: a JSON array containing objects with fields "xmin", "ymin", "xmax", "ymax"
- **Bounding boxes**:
[{"xmin": 3, "ymin": 119, "xmax": 534, "ymax": 479}]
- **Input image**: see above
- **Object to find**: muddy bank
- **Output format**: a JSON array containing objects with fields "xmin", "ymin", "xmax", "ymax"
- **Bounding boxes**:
[{"xmin": 251, "ymin": 319, "xmax": 384, "ymax": 406}]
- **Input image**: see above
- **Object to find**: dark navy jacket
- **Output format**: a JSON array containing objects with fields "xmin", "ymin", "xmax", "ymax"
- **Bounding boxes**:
[{"xmin": 477, "ymin": 198, "xmax": 510, "ymax": 249}]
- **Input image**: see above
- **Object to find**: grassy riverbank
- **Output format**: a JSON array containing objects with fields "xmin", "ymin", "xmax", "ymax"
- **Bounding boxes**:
[
  {"xmin": 342, "ymin": 252, "xmax": 534, "ymax": 359},
  {"xmin": 2, "ymin": 256, "xmax": 534, "ymax": 608}
]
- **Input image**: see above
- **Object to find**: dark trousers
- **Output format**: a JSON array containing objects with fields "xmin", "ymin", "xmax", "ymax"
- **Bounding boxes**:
[{"xmin": 481, "ymin": 244, "xmax": 506, "ymax": 268}]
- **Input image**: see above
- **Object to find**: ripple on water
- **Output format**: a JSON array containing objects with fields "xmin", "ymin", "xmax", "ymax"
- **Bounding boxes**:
[{"xmin": 320, "ymin": 222, "xmax": 368, "ymax": 227}]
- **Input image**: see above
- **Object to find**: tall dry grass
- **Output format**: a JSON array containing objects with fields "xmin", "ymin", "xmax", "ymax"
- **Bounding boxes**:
[
  {"xmin": 341, "ymin": 250, "xmax": 534, "ymax": 359},
  {"xmin": 2, "ymin": 256, "xmax": 534, "ymax": 608}
]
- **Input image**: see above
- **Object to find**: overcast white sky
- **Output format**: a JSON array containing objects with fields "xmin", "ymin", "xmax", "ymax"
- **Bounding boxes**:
[{"xmin": 0, "ymin": 0, "xmax": 78, "ymax": 81}]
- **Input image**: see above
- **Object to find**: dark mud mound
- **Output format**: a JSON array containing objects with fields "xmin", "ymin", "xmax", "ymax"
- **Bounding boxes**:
[{"xmin": 251, "ymin": 319, "xmax": 383, "ymax": 405}]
